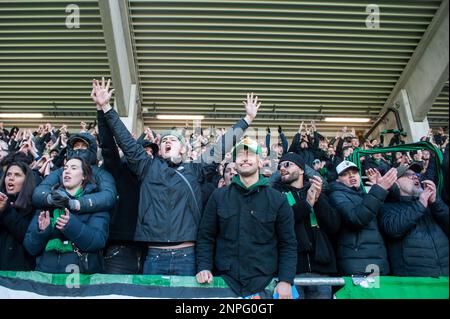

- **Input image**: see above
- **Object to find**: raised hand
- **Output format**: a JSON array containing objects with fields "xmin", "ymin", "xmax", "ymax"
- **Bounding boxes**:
[
  {"xmin": 365, "ymin": 168, "xmax": 382, "ymax": 186},
  {"xmin": 419, "ymin": 187, "xmax": 432, "ymax": 208},
  {"xmin": 38, "ymin": 211, "xmax": 51, "ymax": 231},
  {"xmin": 309, "ymin": 175, "xmax": 323, "ymax": 201},
  {"xmin": 422, "ymin": 180, "xmax": 437, "ymax": 204},
  {"xmin": 91, "ymin": 77, "xmax": 114, "ymax": 111},
  {"xmin": 56, "ymin": 208, "xmax": 70, "ymax": 230},
  {"xmin": 376, "ymin": 168, "xmax": 397, "ymax": 190},
  {"xmin": 154, "ymin": 133, "xmax": 161, "ymax": 146},
  {"xmin": 243, "ymin": 92, "xmax": 261, "ymax": 124},
  {"xmin": 0, "ymin": 192, "xmax": 8, "ymax": 213},
  {"xmin": 80, "ymin": 121, "xmax": 87, "ymax": 132},
  {"xmin": 298, "ymin": 121, "xmax": 304, "ymax": 134}
]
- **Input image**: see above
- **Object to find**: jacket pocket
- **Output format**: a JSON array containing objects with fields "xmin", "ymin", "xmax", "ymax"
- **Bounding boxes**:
[
  {"xmin": 217, "ymin": 208, "xmax": 238, "ymax": 240},
  {"xmin": 250, "ymin": 210, "xmax": 276, "ymax": 244}
]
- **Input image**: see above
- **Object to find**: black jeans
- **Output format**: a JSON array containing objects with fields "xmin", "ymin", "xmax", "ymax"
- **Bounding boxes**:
[{"xmin": 103, "ymin": 243, "xmax": 144, "ymax": 274}]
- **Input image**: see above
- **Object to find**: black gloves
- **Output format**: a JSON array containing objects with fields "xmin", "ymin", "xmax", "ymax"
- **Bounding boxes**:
[{"xmin": 46, "ymin": 189, "xmax": 70, "ymax": 208}]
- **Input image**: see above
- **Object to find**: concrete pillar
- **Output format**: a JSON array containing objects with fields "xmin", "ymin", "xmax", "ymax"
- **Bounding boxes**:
[
  {"xmin": 394, "ymin": 89, "xmax": 430, "ymax": 143},
  {"xmin": 99, "ymin": 0, "xmax": 143, "ymax": 134},
  {"xmin": 405, "ymin": 5, "xmax": 449, "ymax": 121},
  {"xmin": 376, "ymin": 1, "xmax": 449, "ymax": 134},
  {"xmin": 367, "ymin": 89, "xmax": 430, "ymax": 144},
  {"xmin": 119, "ymin": 84, "xmax": 143, "ymax": 135}
]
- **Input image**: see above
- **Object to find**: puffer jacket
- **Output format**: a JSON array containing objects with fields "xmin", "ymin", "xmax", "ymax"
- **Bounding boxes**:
[
  {"xmin": 328, "ymin": 182, "xmax": 390, "ymax": 276},
  {"xmin": 32, "ymin": 132, "xmax": 117, "ymax": 215},
  {"xmin": 379, "ymin": 196, "xmax": 448, "ymax": 277},
  {"xmin": 24, "ymin": 183, "xmax": 109, "ymax": 274},
  {"xmin": 103, "ymin": 108, "xmax": 249, "ymax": 243}
]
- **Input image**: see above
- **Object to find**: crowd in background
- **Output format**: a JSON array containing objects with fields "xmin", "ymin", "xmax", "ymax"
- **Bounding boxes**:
[{"xmin": 0, "ymin": 78, "xmax": 448, "ymax": 299}]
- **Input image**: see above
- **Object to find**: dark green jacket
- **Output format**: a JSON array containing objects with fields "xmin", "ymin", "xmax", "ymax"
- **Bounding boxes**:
[{"xmin": 196, "ymin": 175, "xmax": 297, "ymax": 297}]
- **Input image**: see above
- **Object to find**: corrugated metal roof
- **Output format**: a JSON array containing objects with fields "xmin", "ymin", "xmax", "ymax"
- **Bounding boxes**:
[
  {"xmin": 429, "ymin": 80, "xmax": 449, "ymax": 129},
  {"xmin": 0, "ymin": 0, "xmax": 110, "ymax": 128},
  {"xmin": 0, "ymin": 0, "xmax": 446, "ymax": 137},
  {"xmin": 129, "ymin": 0, "xmax": 442, "ymax": 136}
]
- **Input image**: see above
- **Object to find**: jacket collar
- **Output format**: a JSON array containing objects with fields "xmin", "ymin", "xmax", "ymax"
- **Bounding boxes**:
[
  {"xmin": 275, "ymin": 180, "xmax": 310, "ymax": 193},
  {"xmin": 331, "ymin": 181, "xmax": 362, "ymax": 194},
  {"xmin": 231, "ymin": 174, "xmax": 269, "ymax": 193},
  {"xmin": 398, "ymin": 195, "xmax": 420, "ymax": 202}
]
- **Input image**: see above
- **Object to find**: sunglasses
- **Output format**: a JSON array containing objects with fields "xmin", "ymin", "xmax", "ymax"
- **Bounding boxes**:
[{"xmin": 278, "ymin": 161, "xmax": 295, "ymax": 170}]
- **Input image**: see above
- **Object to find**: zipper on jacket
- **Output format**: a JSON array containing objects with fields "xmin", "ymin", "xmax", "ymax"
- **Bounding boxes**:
[
  {"xmin": 423, "ymin": 218, "xmax": 441, "ymax": 273},
  {"xmin": 306, "ymin": 253, "xmax": 312, "ymax": 273},
  {"xmin": 354, "ymin": 232, "xmax": 361, "ymax": 251}
]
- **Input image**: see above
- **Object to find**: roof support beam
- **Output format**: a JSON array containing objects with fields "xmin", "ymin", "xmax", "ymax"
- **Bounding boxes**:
[
  {"xmin": 380, "ymin": 0, "xmax": 449, "ymax": 121},
  {"xmin": 99, "ymin": 0, "xmax": 140, "ymax": 120}
]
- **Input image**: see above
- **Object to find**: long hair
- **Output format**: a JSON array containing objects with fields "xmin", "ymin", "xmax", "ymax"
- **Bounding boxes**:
[
  {"xmin": 63, "ymin": 156, "xmax": 95, "ymax": 190},
  {"xmin": 0, "ymin": 161, "xmax": 35, "ymax": 212}
]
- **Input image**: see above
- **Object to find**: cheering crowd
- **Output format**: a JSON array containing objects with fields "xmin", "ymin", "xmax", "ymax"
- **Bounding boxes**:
[{"xmin": 0, "ymin": 78, "xmax": 448, "ymax": 299}]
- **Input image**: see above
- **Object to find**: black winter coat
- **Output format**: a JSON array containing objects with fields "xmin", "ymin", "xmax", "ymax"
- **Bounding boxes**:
[
  {"xmin": 328, "ymin": 182, "xmax": 390, "ymax": 276},
  {"xmin": 197, "ymin": 177, "xmax": 297, "ymax": 297},
  {"xmin": 379, "ymin": 197, "xmax": 448, "ymax": 277},
  {"xmin": 97, "ymin": 110, "xmax": 140, "ymax": 242},
  {"xmin": 272, "ymin": 181, "xmax": 340, "ymax": 275},
  {"xmin": 0, "ymin": 195, "xmax": 35, "ymax": 271},
  {"xmin": 104, "ymin": 108, "xmax": 248, "ymax": 243}
]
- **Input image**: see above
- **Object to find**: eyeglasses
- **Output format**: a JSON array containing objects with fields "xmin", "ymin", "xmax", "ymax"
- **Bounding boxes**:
[{"xmin": 402, "ymin": 172, "xmax": 420, "ymax": 180}]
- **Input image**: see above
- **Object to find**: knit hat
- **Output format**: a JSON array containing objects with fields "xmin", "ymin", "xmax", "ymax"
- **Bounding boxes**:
[
  {"xmin": 160, "ymin": 130, "xmax": 186, "ymax": 145},
  {"xmin": 232, "ymin": 137, "xmax": 262, "ymax": 160},
  {"xmin": 279, "ymin": 152, "xmax": 306, "ymax": 171}
]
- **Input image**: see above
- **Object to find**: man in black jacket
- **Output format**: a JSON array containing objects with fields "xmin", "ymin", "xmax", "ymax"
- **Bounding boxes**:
[
  {"xmin": 379, "ymin": 165, "xmax": 448, "ymax": 277},
  {"xmin": 196, "ymin": 138, "xmax": 297, "ymax": 298},
  {"xmin": 92, "ymin": 78, "xmax": 260, "ymax": 276},
  {"xmin": 97, "ymin": 110, "xmax": 145, "ymax": 274},
  {"xmin": 329, "ymin": 161, "xmax": 397, "ymax": 276},
  {"xmin": 272, "ymin": 152, "xmax": 340, "ymax": 299}
]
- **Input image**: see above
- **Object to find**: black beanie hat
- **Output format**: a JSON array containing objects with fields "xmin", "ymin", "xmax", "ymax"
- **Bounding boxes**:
[{"xmin": 279, "ymin": 152, "xmax": 306, "ymax": 170}]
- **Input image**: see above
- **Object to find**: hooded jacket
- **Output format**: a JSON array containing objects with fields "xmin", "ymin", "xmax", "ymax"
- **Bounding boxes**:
[
  {"xmin": 32, "ymin": 133, "xmax": 117, "ymax": 215},
  {"xmin": 65, "ymin": 133, "xmax": 99, "ymax": 165},
  {"xmin": 197, "ymin": 175, "xmax": 297, "ymax": 297},
  {"xmin": 328, "ymin": 182, "xmax": 390, "ymax": 276}
]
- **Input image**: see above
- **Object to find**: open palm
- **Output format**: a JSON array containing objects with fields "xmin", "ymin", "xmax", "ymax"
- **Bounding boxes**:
[{"xmin": 91, "ymin": 77, "xmax": 114, "ymax": 108}]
